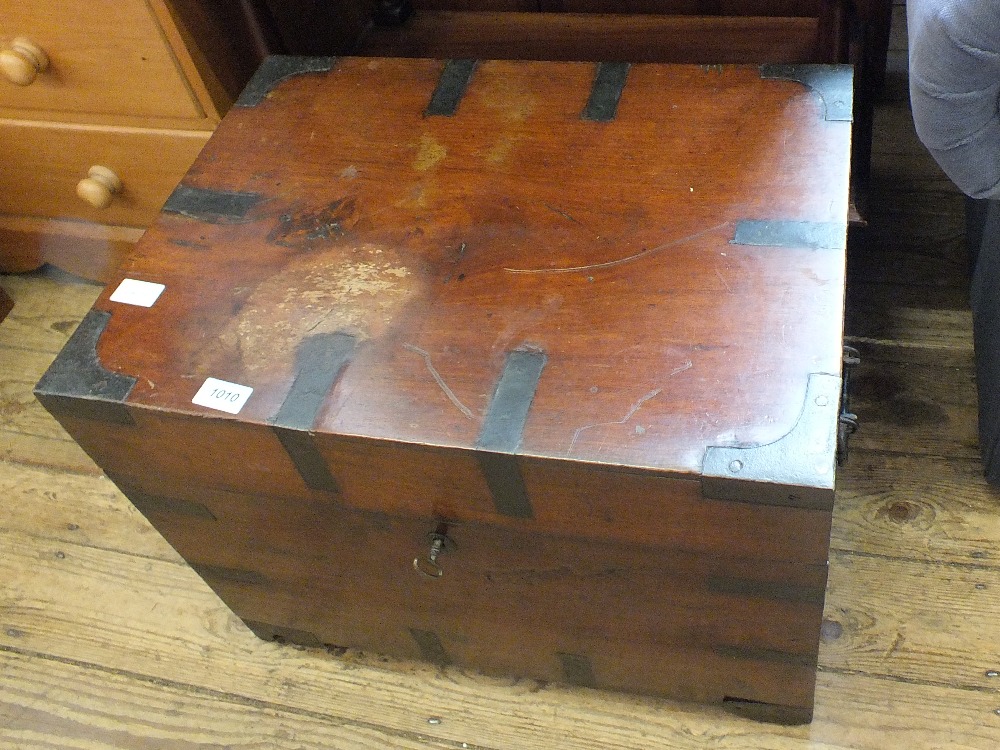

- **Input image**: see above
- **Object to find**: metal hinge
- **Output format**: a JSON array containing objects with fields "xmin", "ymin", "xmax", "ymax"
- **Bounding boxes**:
[{"xmin": 837, "ymin": 346, "xmax": 861, "ymax": 465}]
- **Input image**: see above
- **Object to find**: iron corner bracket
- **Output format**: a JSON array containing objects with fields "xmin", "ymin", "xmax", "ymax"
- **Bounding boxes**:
[
  {"xmin": 759, "ymin": 64, "xmax": 854, "ymax": 123},
  {"xmin": 235, "ymin": 56, "xmax": 336, "ymax": 108},
  {"xmin": 701, "ymin": 373, "xmax": 840, "ymax": 511},
  {"xmin": 34, "ymin": 309, "xmax": 137, "ymax": 425}
]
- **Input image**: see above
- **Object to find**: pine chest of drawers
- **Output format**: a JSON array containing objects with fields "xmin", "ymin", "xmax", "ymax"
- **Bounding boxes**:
[
  {"xmin": 0, "ymin": 0, "xmax": 250, "ymax": 281},
  {"xmin": 37, "ymin": 56, "xmax": 853, "ymax": 723}
]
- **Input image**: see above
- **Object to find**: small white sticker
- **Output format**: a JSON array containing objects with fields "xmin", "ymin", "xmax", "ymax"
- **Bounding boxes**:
[
  {"xmin": 109, "ymin": 279, "xmax": 165, "ymax": 307},
  {"xmin": 192, "ymin": 378, "xmax": 253, "ymax": 415}
]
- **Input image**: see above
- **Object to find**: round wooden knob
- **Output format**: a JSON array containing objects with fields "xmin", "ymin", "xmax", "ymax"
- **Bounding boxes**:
[
  {"xmin": 0, "ymin": 37, "xmax": 49, "ymax": 86},
  {"xmin": 76, "ymin": 166, "xmax": 122, "ymax": 209}
]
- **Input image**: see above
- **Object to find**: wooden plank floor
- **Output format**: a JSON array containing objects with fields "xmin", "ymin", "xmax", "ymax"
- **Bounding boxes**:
[{"xmin": 4, "ymin": 8, "xmax": 1000, "ymax": 748}]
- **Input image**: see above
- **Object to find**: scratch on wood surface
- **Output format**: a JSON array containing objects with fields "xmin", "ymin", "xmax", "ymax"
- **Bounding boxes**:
[
  {"xmin": 668, "ymin": 361, "xmax": 694, "ymax": 379},
  {"xmin": 716, "ymin": 268, "xmax": 733, "ymax": 293},
  {"xmin": 545, "ymin": 203, "xmax": 582, "ymax": 225},
  {"xmin": 403, "ymin": 343, "xmax": 476, "ymax": 420},
  {"xmin": 568, "ymin": 388, "xmax": 663, "ymax": 454},
  {"xmin": 305, "ymin": 308, "xmax": 337, "ymax": 334},
  {"xmin": 504, "ymin": 222, "xmax": 730, "ymax": 274},
  {"xmin": 567, "ymin": 361, "xmax": 691, "ymax": 453}
]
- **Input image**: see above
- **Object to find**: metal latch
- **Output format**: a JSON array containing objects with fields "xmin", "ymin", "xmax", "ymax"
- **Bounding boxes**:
[
  {"xmin": 837, "ymin": 346, "xmax": 861, "ymax": 465},
  {"xmin": 413, "ymin": 524, "xmax": 456, "ymax": 579}
]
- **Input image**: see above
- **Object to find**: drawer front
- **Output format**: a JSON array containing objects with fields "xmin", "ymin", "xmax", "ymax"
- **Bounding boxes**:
[
  {"xmin": 413, "ymin": 1, "xmax": 540, "ymax": 8},
  {"xmin": 0, "ymin": 0, "xmax": 204, "ymax": 120},
  {"xmin": 0, "ymin": 121, "xmax": 210, "ymax": 227},
  {"xmin": 544, "ymin": 0, "xmax": 821, "ymax": 13}
]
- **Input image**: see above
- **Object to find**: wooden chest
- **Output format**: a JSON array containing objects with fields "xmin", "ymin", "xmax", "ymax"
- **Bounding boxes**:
[{"xmin": 36, "ymin": 56, "xmax": 852, "ymax": 724}]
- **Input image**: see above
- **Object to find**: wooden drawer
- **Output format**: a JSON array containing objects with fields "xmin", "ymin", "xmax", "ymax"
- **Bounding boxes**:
[
  {"xmin": 543, "ymin": 0, "xmax": 822, "ymax": 13},
  {"xmin": 420, "ymin": 0, "xmax": 823, "ymax": 12},
  {"xmin": 414, "ymin": 0, "xmax": 539, "ymax": 8},
  {"xmin": 360, "ymin": 11, "xmax": 822, "ymax": 62},
  {"xmin": 0, "ymin": 120, "xmax": 210, "ymax": 227},
  {"xmin": 0, "ymin": 0, "xmax": 205, "ymax": 121}
]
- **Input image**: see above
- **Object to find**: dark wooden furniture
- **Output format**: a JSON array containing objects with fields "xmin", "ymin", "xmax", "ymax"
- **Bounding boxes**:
[
  {"xmin": 254, "ymin": 0, "xmax": 889, "ymax": 201},
  {"xmin": 360, "ymin": 1, "xmax": 848, "ymax": 63},
  {"xmin": 260, "ymin": 0, "xmax": 857, "ymax": 62},
  {"xmin": 37, "ymin": 57, "xmax": 853, "ymax": 723}
]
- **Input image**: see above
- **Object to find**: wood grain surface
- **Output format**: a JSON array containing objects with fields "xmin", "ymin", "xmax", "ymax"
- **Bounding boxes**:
[{"xmin": 95, "ymin": 59, "xmax": 850, "ymax": 474}]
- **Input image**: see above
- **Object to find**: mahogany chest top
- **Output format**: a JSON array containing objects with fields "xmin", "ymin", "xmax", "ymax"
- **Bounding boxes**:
[{"xmin": 43, "ymin": 57, "xmax": 851, "ymax": 508}]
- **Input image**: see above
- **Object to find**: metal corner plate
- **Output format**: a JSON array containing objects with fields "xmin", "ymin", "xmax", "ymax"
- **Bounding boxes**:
[
  {"xmin": 34, "ymin": 309, "xmax": 137, "ymax": 424},
  {"xmin": 701, "ymin": 373, "xmax": 841, "ymax": 511},
  {"xmin": 759, "ymin": 64, "xmax": 854, "ymax": 122},
  {"xmin": 236, "ymin": 55, "xmax": 336, "ymax": 108}
]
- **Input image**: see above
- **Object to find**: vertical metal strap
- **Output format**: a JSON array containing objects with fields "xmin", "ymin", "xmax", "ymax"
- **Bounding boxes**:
[
  {"xmin": 271, "ymin": 332, "xmax": 356, "ymax": 492},
  {"xmin": 477, "ymin": 350, "xmax": 547, "ymax": 452},
  {"xmin": 273, "ymin": 430, "xmax": 341, "ymax": 492},
  {"xmin": 476, "ymin": 350, "xmax": 547, "ymax": 518},
  {"xmin": 581, "ymin": 62, "xmax": 631, "ymax": 122},
  {"xmin": 476, "ymin": 452, "xmax": 533, "ymax": 518},
  {"xmin": 272, "ymin": 333, "xmax": 356, "ymax": 430},
  {"xmin": 425, "ymin": 59, "xmax": 478, "ymax": 117}
]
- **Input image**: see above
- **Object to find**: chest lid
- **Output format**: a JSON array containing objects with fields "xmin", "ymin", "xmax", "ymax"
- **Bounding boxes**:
[{"xmin": 41, "ymin": 57, "xmax": 853, "ymax": 506}]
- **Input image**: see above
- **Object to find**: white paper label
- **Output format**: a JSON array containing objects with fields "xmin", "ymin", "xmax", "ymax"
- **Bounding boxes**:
[
  {"xmin": 109, "ymin": 279, "xmax": 165, "ymax": 308},
  {"xmin": 192, "ymin": 378, "xmax": 253, "ymax": 415}
]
